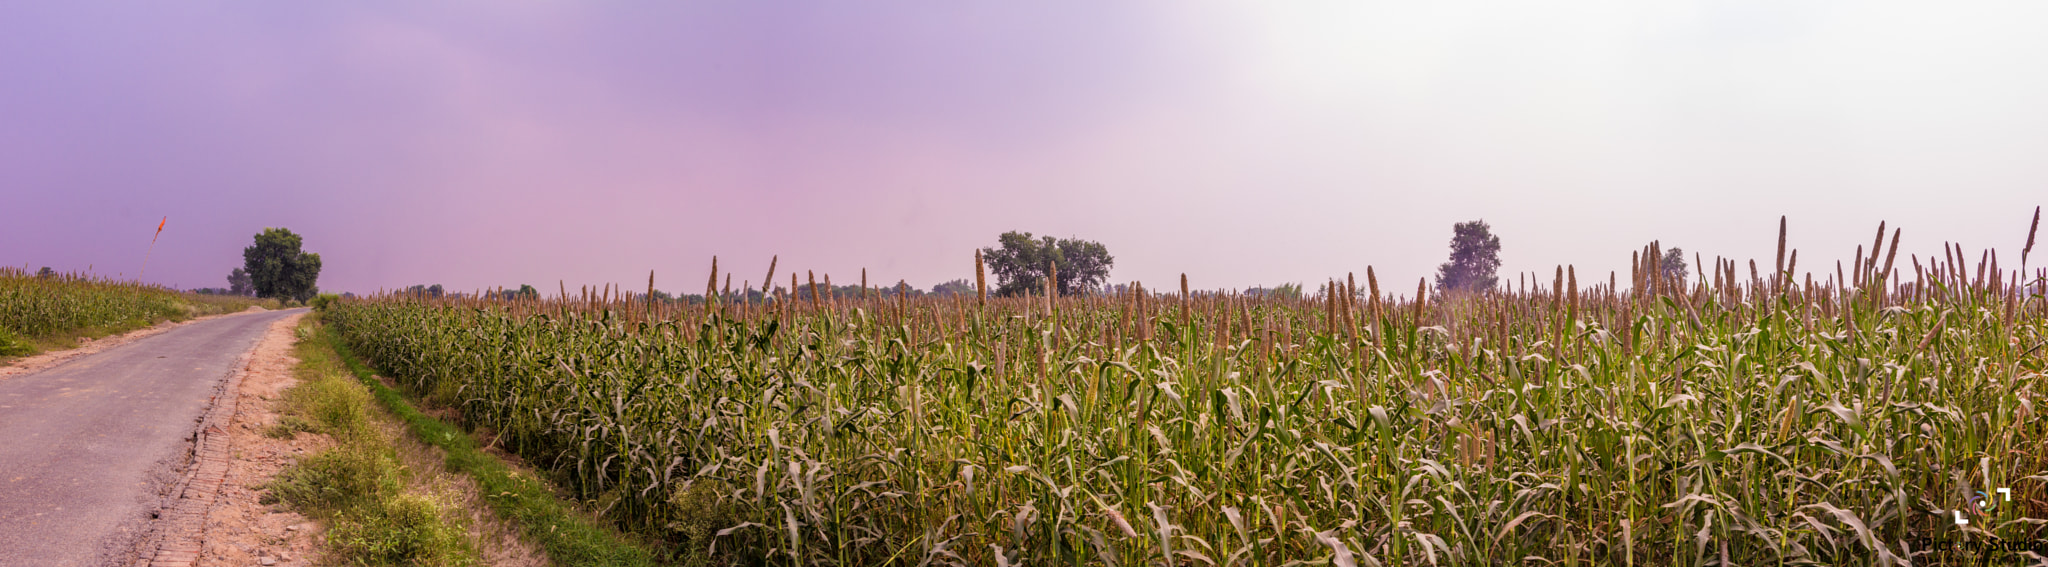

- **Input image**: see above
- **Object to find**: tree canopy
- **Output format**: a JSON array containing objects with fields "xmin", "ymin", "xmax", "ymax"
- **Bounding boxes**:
[
  {"xmin": 242, "ymin": 228, "xmax": 322, "ymax": 303},
  {"xmin": 1435, "ymin": 220, "xmax": 1502, "ymax": 294},
  {"xmin": 980, "ymin": 232, "xmax": 1114, "ymax": 296},
  {"xmin": 1661, "ymin": 247, "xmax": 1690, "ymax": 289},
  {"xmin": 1246, "ymin": 283, "xmax": 1303, "ymax": 300},
  {"xmin": 930, "ymin": 279, "xmax": 973, "ymax": 297},
  {"xmin": 405, "ymin": 284, "xmax": 445, "ymax": 298},
  {"xmin": 227, "ymin": 267, "xmax": 254, "ymax": 296}
]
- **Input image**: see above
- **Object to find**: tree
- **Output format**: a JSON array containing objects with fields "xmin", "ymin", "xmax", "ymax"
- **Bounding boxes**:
[
  {"xmin": 35, "ymin": 267, "xmax": 54, "ymax": 278},
  {"xmin": 878, "ymin": 282, "xmax": 925, "ymax": 299},
  {"xmin": 830, "ymin": 284, "xmax": 866, "ymax": 300},
  {"xmin": 404, "ymin": 284, "xmax": 445, "ymax": 298},
  {"xmin": 1661, "ymin": 247, "xmax": 1689, "ymax": 289},
  {"xmin": 227, "ymin": 268, "xmax": 254, "ymax": 296},
  {"xmin": 930, "ymin": 279, "xmax": 973, "ymax": 297},
  {"xmin": 242, "ymin": 228, "xmax": 322, "ymax": 303},
  {"xmin": 493, "ymin": 285, "xmax": 540, "ymax": 300},
  {"xmin": 1435, "ymin": 220, "xmax": 1502, "ymax": 294},
  {"xmin": 981, "ymin": 231, "xmax": 1114, "ymax": 296},
  {"xmin": 1246, "ymin": 283, "xmax": 1303, "ymax": 299}
]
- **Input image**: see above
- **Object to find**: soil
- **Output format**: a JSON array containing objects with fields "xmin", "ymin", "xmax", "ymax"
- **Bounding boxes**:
[{"xmin": 195, "ymin": 312, "xmax": 326, "ymax": 567}]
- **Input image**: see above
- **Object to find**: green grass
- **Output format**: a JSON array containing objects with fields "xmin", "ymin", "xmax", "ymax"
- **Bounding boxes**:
[
  {"xmin": 313, "ymin": 317, "xmax": 661, "ymax": 567},
  {"xmin": 0, "ymin": 326, "xmax": 32, "ymax": 357},
  {"xmin": 320, "ymin": 247, "xmax": 2048, "ymax": 566},
  {"xmin": 265, "ymin": 317, "xmax": 478, "ymax": 567}
]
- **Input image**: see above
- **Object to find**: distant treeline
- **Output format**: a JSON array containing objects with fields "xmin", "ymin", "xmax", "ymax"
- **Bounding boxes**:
[
  {"xmin": 387, "ymin": 279, "xmax": 978, "ymax": 304},
  {"xmin": 361, "ymin": 279, "xmax": 1318, "ymax": 303}
]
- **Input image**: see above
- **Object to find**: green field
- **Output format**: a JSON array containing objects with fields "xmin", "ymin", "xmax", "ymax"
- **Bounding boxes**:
[
  {"xmin": 0, "ymin": 267, "xmax": 275, "ymax": 357},
  {"xmin": 319, "ymin": 247, "xmax": 2048, "ymax": 566}
]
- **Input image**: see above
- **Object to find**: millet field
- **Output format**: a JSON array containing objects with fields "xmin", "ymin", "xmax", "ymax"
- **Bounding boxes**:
[{"xmin": 319, "ymin": 227, "xmax": 2048, "ymax": 566}]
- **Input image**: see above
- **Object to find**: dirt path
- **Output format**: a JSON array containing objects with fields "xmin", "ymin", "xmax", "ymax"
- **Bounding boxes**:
[{"xmin": 186, "ymin": 312, "xmax": 323, "ymax": 567}]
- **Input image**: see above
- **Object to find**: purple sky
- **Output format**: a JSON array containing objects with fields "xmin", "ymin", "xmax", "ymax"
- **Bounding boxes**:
[{"xmin": 6, "ymin": 3, "xmax": 2047, "ymax": 296}]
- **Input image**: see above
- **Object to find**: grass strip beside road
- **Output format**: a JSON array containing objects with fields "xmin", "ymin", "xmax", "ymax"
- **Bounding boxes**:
[
  {"xmin": 314, "ymin": 322, "xmax": 660, "ymax": 567},
  {"xmin": 267, "ymin": 318, "xmax": 477, "ymax": 566}
]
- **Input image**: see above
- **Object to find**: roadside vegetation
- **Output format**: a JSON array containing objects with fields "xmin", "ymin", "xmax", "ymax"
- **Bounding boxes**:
[
  {"xmin": 319, "ymin": 220, "xmax": 2048, "ymax": 566},
  {"xmin": 0, "ymin": 267, "xmax": 275, "ymax": 359},
  {"xmin": 323, "ymin": 325, "xmax": 662, "ymax": 566},
  {"xmin": 284, "ymin": 312, "xmax": 656, "ymax": 566},
  {"xmin": 263, "ymin": 317, "xmax": 480, "ymax": 566}
]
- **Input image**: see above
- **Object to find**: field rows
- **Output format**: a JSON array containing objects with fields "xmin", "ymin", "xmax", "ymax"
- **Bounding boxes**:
[
  {"xmin": 0, "ymin": 267, "xmax": 271, "ymax": 356},
  {"xmin": 322, "ymin": 248, "xmax": 2048, "ymax": 565}
]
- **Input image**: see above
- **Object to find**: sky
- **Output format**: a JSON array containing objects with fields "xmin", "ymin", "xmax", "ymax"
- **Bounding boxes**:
[{"xmin": 4, "ymin": 2, "xmax": 2046, "ymax": 297}]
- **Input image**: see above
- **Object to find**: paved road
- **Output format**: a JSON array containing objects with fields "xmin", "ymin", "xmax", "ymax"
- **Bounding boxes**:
[{"xmin": 0, "ymin": 309, "xmax": 303, "ymax": 567}]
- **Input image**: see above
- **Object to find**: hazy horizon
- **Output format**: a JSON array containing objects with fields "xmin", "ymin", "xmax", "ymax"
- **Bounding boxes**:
[{"xmin": 7, "ymin": 3, "xmax": 2047, "ymax": 296}]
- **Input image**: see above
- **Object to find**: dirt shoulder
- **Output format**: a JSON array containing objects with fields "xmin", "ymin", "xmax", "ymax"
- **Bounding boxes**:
[
  {"xmin": 162, "ymin": 313, "xmax": 546, "ymax": 566},
  {"xmin": 193, "ymin": 311, "xmax": 325, "ymax": 566}
]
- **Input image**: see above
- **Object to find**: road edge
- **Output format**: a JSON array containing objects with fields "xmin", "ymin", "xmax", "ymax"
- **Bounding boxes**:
[{"xmin": 127, "ymin": 311, "xmax": 295, "ymax": 567}]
